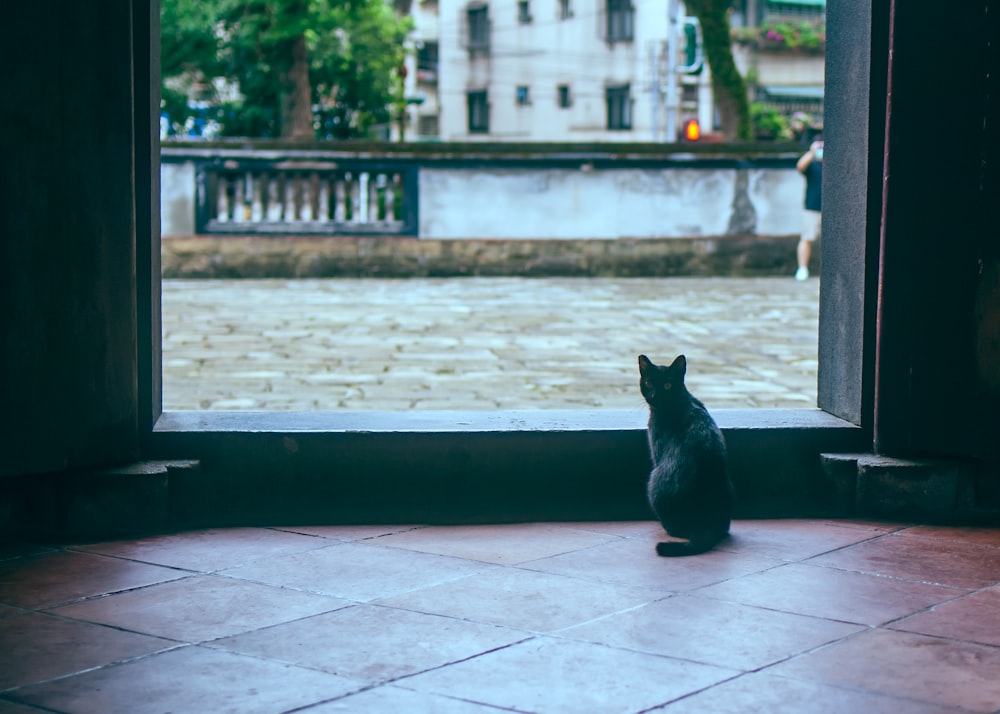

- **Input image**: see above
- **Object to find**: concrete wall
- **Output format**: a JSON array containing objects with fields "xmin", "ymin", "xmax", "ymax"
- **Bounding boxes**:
[
  {"xmin": 418, "ymin": 167, "xmax": 803, "ymax": 239},
  {"xmin": 161, "ymin": 159, "xmax": 195, "ymax": 236},
  {"xmin": 161, "ymin": 160, "xmax": 806, "ymax": 240}
]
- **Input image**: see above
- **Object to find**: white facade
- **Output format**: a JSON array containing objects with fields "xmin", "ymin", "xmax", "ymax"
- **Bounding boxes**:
[
  {"xmin": 400, "ymin": 0, "xmax": 825, "ymax": 143},
  {"xmin": 404, "ymin": 0, "xmax": 444, "ymax": 139},
  {"xmin": 402, "ymin": 0, "xmax": 713, "ymax": 142}
]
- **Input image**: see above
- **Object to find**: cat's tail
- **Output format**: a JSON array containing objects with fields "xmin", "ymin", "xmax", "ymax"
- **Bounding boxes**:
[{"xmin": 656, "ymin": 531, "xmax": 726, "ymax": 557}]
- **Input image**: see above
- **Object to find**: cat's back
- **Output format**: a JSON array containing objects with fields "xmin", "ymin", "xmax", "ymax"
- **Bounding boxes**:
[
  {"xmin": 686, "ymin": 400, "xmax": 726, "ymax": 455},
  {"xmin": 650, "ymin": 396, "xmax": 724, "ymax": 454},
  {"xmin": 649, "ymin": 404, "xmax": 725, "ymax": 488}
]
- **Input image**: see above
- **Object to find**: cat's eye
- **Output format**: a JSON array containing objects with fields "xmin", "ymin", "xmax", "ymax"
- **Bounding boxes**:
[{"xmin": 663, "ymin": 383, "xmax": 672, "ymax": 390}]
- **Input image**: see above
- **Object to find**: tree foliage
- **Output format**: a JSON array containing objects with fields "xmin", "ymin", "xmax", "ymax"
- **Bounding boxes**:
[
  {"xmin": 161, "ymin": 0, "xmax": 413, "ymax": 139},
  {"xmin": 684, "ymin": 0, "xmax": 751, "ymax": 141}
]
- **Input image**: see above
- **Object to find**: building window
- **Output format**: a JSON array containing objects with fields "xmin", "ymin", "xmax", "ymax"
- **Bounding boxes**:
[
  {"xmin": 518, "ymin": 0, "xmax": 533, "ymax": 23},
  {"xmin": 516, "ymin": 86, "xmax": 531, "ymax": 106},
  {"xmin": 606, "ymin": 0, "xmax": 634, "ymax": 42},
  {"xmin": 467, "ymin": 90, "xmax": 489, "ymax": 133},
  {"xmin": 754, "ymin": 86, "xmax": 824, "ymax": 120},
  {"xmin": 606, "ymin": 84, "xmax": 632, "ymax": 130},
  {"xmin": 765, "ymin": 0, "xmax": 825, "ymax": 21},
  {"xmin": 417, "ymin": 114, "xmax": 439, "ymax": 137},
  {"xmin": 557, "ymin": 84, "xmax": 572, "ymax": 108},
  {"xmin": 559, "ymin": 0, "xmax": 573, "ymax": 19},
  {"xmin": 416, "ymin": 41, "xmax": 439, "ymax": 85},
  {"xmin": 465, "ymin": 4, "xmax": 490, "ymax": 53}
]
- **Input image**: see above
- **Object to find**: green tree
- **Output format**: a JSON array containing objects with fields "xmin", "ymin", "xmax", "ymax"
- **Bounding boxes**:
[
  {"xmin": 161, "ymin": 0, "xmax": 412, "ymax": 139},
  {"xmin": 160, "ymin": 0, "xmax": 226, "ymax": 129},
  {"xmin": 684, "ymin": 0, "xmax": 751, "ymax": 141}
]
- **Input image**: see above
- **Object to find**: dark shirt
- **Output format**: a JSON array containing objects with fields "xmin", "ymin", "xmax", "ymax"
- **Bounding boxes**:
[{"xmin": 803, "ymin": 160, "xmax": 822, "ymax": 211}]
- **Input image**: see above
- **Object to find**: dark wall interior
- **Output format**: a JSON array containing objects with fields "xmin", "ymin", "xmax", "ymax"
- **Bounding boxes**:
[
  {"xmin": 873, "ymin": 1, "xmax": 1000, "ymax": 460},
  {"xmin": 1, "ymin": 1, "xmax": 140, "ymax": 478},
  {"xmin": 0, "ymin": 1, "xmax": 997, "ymax": 534}
]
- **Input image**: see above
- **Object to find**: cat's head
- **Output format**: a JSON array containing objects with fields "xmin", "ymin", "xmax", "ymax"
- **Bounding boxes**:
[{"xmin": 638, "ymin": 354, "xmax": 687, "ymax": 406}]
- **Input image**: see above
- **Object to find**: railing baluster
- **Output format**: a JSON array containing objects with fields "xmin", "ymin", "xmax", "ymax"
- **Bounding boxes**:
[
  {"xmin": 394, "ymin": 173, "xmax": 404, "ymax": 223},
  {"xmin": 289, "ymin": 174, "xmax": 300, "ymax": 221},
  {"xmin": 359, "ymin": 172, "xmax": 370, "ymax": 223},
  {"xmin": 250, "ymin": 172, "xmax": 263, "ymax": 223},
  {"xmin": 266, "ymin": 175, "xmax": 281, "ymax": 221},
  {"xmin": 303, "ymin": 172, "xmax": 317, "ymax": 222},
  {"xmin": 317, "ymin": 175, "xmax": 330, "ymax": 222},
  {"xmin": 217, "ymin": 175, "xmax": 230, "ymax": 222},
  {"xmin": 351, "ymin": 175, "xmax": 361, "ymax": 223},
  {"xmin": 241, "ymin": 172, "xmax": 250, "ymax": 222},
  {"xmin": 384, "ymin": 173, "xmax": 396, "ymax": 224},
  {"xmin": 233, "ymin": 174, "xmax": 246, "ymax": 221},
  {"xmin": 200, "ymin": 160, "xmax": 413, "ymax": 235},
  {"xmin": 334, "ymin": 175, "xmax": 346, "ymax": 221},
  {"xmin": 374, "ymin": 173, "xmax": 385, "ymax": 222},
  {"xmin": 313, "ymin": 174, "xmax": 322, "ymax": 222},
  {"xmin": 281, "ymin": 171, "xmax": 295, "ymax": 223}
]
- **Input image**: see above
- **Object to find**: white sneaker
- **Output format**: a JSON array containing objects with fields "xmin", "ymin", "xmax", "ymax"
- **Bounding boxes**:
[{"xmin": 795, "ymin": 267, "xmax": 810, "ymax": 281}]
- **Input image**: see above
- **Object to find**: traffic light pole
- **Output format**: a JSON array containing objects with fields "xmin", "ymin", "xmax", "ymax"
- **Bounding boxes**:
[
  {"xmin": 664, "ymin": 0, "xmax": 681, "ymax": 142},
  {"xmin": 650, "ymin": 42, "xmax": 660, "ymax": 142}
]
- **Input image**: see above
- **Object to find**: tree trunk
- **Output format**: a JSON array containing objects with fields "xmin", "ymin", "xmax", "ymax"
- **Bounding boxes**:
[
  {"xmin": 685, "ymin": 0, "xmax": 751, "ymax": 141},
  {"xmin": 280, "ymin": 32, "xmax": 313, "ymax": 139}
]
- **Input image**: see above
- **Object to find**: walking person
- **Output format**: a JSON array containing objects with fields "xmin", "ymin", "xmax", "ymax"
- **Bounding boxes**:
[{"xmin": 795, "ymin": 134, "xmax": 823, "ymax": 280}]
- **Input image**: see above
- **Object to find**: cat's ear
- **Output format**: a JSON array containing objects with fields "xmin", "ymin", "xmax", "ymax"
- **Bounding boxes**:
[
  {"xmin": 670, "ymin": 355, "xmax": 687, "ymax": 376},
  {"xmin": 638, "ymin": 355, "xmax": 653, "ymax": 374}
]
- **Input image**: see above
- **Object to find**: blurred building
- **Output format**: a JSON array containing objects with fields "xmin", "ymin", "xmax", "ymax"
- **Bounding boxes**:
[
  {"xmin": 400, "ymin": 0, "xmax": 825, "ymax": 142},
  {"xmin": 733, "ymin": 0, "xmax": 826, "ymax": 135}
]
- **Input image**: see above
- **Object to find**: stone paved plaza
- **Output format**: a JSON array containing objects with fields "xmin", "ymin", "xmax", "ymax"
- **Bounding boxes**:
[{"xmin": 161, "ymin": 277, "xmax": 820, "ymax": 411}]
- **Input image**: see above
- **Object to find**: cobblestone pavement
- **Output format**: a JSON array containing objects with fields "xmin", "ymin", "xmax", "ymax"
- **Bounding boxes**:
[{"xmin": 162, "ymin": 277, "xmax": 820, "ymax": 411}]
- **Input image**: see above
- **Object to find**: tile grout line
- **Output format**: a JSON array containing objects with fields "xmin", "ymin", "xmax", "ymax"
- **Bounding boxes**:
[{"xmin": 0, "ymin": 641, "xmax": 193, "ymax": 699}]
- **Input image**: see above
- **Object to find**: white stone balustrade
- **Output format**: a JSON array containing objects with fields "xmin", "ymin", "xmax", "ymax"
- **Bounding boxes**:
[{"xmin": 202, "ymin": 166, "xmax": 408, "ymax": 233}]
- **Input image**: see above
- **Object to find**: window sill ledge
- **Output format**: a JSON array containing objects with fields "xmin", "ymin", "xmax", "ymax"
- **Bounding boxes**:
[
  {"xmin": 146, "ymin": 408, "xmax": 865, "ymax": 526},
  {"xmin": 152, "ymin": 407, "xmax": 858, "ymax": 435}
]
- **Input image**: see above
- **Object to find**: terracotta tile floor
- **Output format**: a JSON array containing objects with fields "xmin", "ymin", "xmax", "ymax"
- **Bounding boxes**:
[{"xmin": 1, "ymin": 520, "xmax": 999, "ymax": 713}]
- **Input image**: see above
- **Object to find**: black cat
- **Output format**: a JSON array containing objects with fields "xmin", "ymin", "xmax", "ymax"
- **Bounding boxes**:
[{"xmin": 638, "ymin": 354, "xmax": 733, "ymax": 556}]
